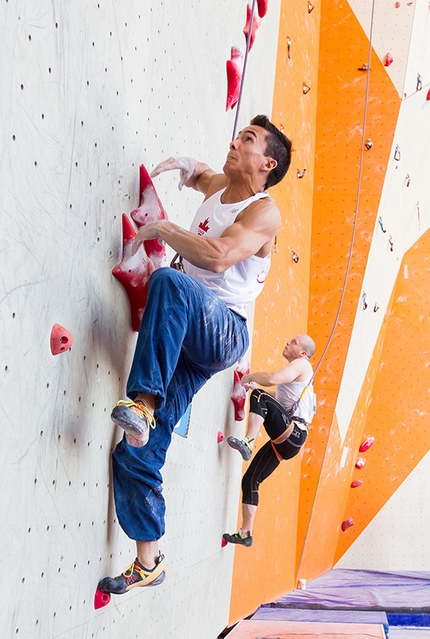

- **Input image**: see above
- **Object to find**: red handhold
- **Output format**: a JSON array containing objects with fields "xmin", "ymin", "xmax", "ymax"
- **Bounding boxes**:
[
  {"xmin": 235, "ymin": 355, "xmax": 250, "ymax": 379},
  {"xmin": 217, "ymin": 431, "xmax": 225, "ymax": 443},
  {"xmin": 94, "ymin": 587, "xmax": 111, "ymax": 609},
  {"xmin": 226, "ymin": 47, "xmax": 243, "ymax": 111},
  {"xmin": 50, "ymin": 324, "xmax": 73, "ymax": 355},
  {"xmin": 230, "ymin": 369, "xmax": 247, "ymax": 421},
  {"xmin": 243, "ymin": 3, "xmax": 261, "ymax": 52},
  {"xmin": 112, "ymin": 214, "xmax": 155, "ymax": 332},
  {"xmin": 351, "ymin": 479, "xmax": 363, "ymax": 488},
  {"xmin": 426, "ymin": 88, "xmax": 430, "ymax": 101},
  {"xmin": 341, "ymin": 518, "xmax": 354, "ymax": 532},
  {"xmin": 221, "ymin": 537, "xmax": 228, "ymax": 548},
  {"xmin": 359, "ymin": 436, "xmax": 375, "ymax": 452},
  {"xmin": 257, "ymin": 0, "xmax": 269, "ymax": 18},
  {"xmin": 384, "ymin": 53, "xmax": 393, "ymax": 67},
  {"xmin": 130, "ymin": 164, "xmax": 168, "ymax": 269},
  {"xmin": 395, "ymin": 1, "xmax": 400, "ymax": 7},
  {"xmin": 355, "ymin": 457, "xmax": 366, "ymax": 469}
]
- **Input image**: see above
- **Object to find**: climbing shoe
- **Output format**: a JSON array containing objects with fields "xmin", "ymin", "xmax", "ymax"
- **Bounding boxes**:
[
  {"xmin": 98, "ymin": 554, "xmax": 166, "ymax": 594},
  {"xmin": 223, "ymin": 531, "xmax": 253, "ymax": 547},
  {"xmin": 227, "ymin": 436, "xmax": 253, "ymax": 461},
  {"xmin": 111, "ymin": 400, "xmax": 156, "ymax": 446}
]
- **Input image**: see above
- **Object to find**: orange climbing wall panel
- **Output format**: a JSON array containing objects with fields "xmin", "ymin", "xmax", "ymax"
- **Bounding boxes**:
[
  {"xmin": 297, "ymin": 0, "xmax": 401, "ymax": 580},
  {"xmin": 229, "ymin": 0, "xmax": 321, "ymax": 624},
  {"xmin": 334, "ymin": 232, "xmax": 430, "ymax": 561}
]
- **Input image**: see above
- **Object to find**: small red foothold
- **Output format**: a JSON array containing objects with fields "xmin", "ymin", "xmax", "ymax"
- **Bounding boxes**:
[
  {"xmin": 217, "ymin": 431, "xmax": 225, "ymax": 443},
  {"xmin": 359, "ymin": 436, "xmax": 375, "ymax": 452},
  {"xmin": 351, "ymin": 479, "xmax": 363, "ymax": 488},
  {"xmin": 395, "ymin": 1, "xmax": 400, "ymax": 6},
  {"xmin": 341, "ymin": 518, "xmax": 354, "ymax": 532},
  {"xmin": 221, "ymin": 537, "xmax": 228, "ymax": 548},
  {"xmin": 355, "ymin": 457, "xmax": 366, "ymax": 469},
  {"xmin": 94, "ymin": 587, "xmax": 111, "ymax": 609},
  {"xmin": 426, "ymin": 88, "xmax": 430, "ymax": 101},
  {"xmin": 50, "ymin": 324, "xmax": 73, "ymax": 355},
  {"xmin": 384, "ymin": 53, "xmax": 393, "ymax": 67}
]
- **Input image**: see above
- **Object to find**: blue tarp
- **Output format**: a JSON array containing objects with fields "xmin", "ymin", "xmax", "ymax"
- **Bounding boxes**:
[{"xmin": 259, "ymin": 569, "xmax": 430, "ymax": 612}]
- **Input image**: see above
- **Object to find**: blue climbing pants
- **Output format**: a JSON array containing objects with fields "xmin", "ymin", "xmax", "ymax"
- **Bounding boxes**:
[{"xmin": 112, "ymin": 267, "xmax": 249, "ymax": 541}]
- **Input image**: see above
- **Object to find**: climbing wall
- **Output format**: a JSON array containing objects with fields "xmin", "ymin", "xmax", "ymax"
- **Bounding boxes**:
[
  {"xmin": 295, "ymin": 0, "xmax": 430, "ymax": 583},
  {"xmin": 0, "ymin": 1, "xmax": 281, "ymax": 637}
]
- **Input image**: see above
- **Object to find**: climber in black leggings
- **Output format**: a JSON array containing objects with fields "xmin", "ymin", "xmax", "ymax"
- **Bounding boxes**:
[{"xmin": 224, "ymin": 334, "xmax": 316, "ymax": 547}]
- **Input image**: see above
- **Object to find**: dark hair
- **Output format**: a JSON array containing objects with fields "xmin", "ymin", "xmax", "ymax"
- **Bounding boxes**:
[{"xmin": 250, "ymin": 115, "xmax": 292, "ymax": 189}]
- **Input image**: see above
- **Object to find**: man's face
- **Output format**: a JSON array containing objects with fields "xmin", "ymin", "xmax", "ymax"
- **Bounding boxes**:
[
  {"xmin": 283, "ymin": 335, "xmax": 305, "ymax": 361},
  {"xmin": 223, "ymin": 125, "xmax": 271, "ymax": 177}
]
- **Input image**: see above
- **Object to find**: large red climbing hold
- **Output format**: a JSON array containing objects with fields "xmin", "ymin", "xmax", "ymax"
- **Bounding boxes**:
[
  {"xmin": 112, "ymin": 214, "xmax": 155, "ymax": 332},
  {"xmin": 257, "ymin": 0, "xmax": 269, "ymax": 18},
  {"xmin": 50, "ymin": 324, "xmax": 73, "ymax": 355},
  {"xmin": 341, "ymin": 518, "xmax": 355, "ymax": 532},
  {"xmin": 243, "ymin": 3, "xmax": 261, "ymax": 52},
  {"xmin": 230, "ymin": 369, "xmax": 247, "ymax": 421},
  {"xmin": 94, "ymin": 587, "xmax": 111, "ymax": 609},
  {"xmin": 226, "ymin": 47, "xmax": 243, "ymax": 111},
  {"xmin": 130, "ymin": 164, "xmax": 168, "ymax": 269},
  {"xmin": 359, "ymin": 436, "xmax": 375, "ymax": 452}
]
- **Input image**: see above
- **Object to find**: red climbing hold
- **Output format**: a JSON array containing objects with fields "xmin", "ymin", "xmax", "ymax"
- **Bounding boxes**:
[
  {"xmin": 341, "ymin": 518, "xmax": 354, "ymax": 532},
  {"xmin": 257, "ymin": 0, "xmax": 269, "ymax": 18},
  {"xmin": 384, "ymin": 53, "xmax": 393, "ymax": 67},
  {"xmin": 217, "ymin": 431, "xmax": 225, "ymax": 443},
  {"xmin": 50, "ymin": 324, "xmax": 73, "ymax": 355},
  {"xmin": 230, "ymin": 369, "xmax": 247, "ymax": 421},
  {"xmin": 243, "ymin": 3, "xmax": 261, "ymax": 52},
  {"xmin": 351, "ymin": 479, "xmax": 363, "ymax": 488},
  {"xmin": 130, "ymin": 164, "xmax": 168, "ymax": 269},
  {"xmin": 112, "ymin": 214, "xmax": 155, "ymax": 332},
  {"xmin": 226, "ymin": 47, "xmax": 243, "ymax": 111},
  {"xmin": 94, "ymin": 587, "xmax": 111, "ymax": 610},
  {"xmin": 359, "ymin": 436, "xmax": 375, "ymax": 453},
  {"xmin": 426, "ymin": 88, "xmax": 430, "ymax": 101},
  {"xmin": 355, "ymin": 457, "xmax": 366, "ymax": 469},
  {"xmin": 221, "ymin": 537, "xmax": 228, "ymax": 548}
]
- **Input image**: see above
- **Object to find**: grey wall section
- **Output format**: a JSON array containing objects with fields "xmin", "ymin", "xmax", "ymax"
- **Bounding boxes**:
[{"xmin": 0, "ymin": 1, "xmax": 280, "ymax": 637}]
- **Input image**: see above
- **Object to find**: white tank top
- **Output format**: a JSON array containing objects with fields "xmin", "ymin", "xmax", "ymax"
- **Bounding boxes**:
[
  {"xmin": 276, "ymin": 371, "xmax": 316, "ymax": 424},
  {"xmin": 183, "ymin": 188, "xmax": 271, "ymax": 318}
]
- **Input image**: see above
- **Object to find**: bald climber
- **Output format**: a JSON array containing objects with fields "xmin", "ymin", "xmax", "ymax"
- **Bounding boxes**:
[{"xmin": 224, "ymin": 334, "xmax": 316, "ymax": 547}]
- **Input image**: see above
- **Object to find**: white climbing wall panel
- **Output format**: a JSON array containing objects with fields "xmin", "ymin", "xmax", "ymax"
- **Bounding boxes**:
[
  {"xmin": 0, "ymin": 1, "xmax": 280, "ymax": 637},
  {"xmin": 336, "ymin": 450, "xmax": 430, "ymax": 570}
]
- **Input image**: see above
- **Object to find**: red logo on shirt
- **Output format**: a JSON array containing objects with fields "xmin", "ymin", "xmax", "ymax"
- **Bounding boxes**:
[{"xmin": 198, "ymin": 217, "xmax": 210, "ymax": 235}]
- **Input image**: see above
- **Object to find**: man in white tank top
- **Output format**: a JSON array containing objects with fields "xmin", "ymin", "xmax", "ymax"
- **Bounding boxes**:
[
  {"xmin": 99, "ymin": 117, "xmax": 293, "ymax": 596},
  {"xmin": 224, "ymin": 334, "xmax": 316, "ymax": 548}
]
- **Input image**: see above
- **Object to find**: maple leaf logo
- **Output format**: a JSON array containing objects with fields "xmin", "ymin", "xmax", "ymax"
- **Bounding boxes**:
[{"xmin": 197, "ymin": 217, "xmax": 210, "ymax": 235}]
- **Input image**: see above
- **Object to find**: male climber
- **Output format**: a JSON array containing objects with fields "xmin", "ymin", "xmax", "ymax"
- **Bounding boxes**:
[
  {"xmin": 98, "ymin": 115, "xmax": 292, "ymax": 595},
  {"xmin": 223, "ymin": 334, "xmax": 316, "ymax": 547}
]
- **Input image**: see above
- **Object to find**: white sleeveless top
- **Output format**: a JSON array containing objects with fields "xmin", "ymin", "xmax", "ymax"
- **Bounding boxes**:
[
  {"xmin": 276, "ymin": 371, "xmax": 316, "ymax": 424},
  {"xmin": 183, "ymin": 188, "xmax": 271, "ymax": 318}
]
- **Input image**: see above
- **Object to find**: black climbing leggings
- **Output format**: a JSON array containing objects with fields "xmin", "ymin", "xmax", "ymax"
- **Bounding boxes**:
[{"xmin": 242, "ymin": 389, "xmax": 308, "ymax": 506}]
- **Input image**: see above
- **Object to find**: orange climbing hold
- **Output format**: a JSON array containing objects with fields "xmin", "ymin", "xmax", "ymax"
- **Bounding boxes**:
[
  {"xmin": 50, "ymin": 324, "xmax": 73, "ymax": 355},
  {"xmin": 94, "ymin": 587, "xmax": 111, "ymax": 609}
]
